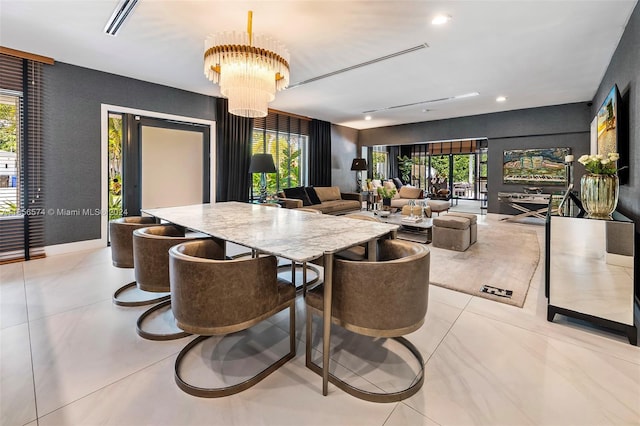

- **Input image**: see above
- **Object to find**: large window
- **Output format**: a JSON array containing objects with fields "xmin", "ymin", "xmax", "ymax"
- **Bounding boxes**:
[
  {"xmin": 371, "ymin": 146, "xmax": 388, "ymax": 180},
  {"xmin": 108, "ymin": 113, "xmax": 123, "ymax": 221},
  {"xmin": 0, "ymin": 92, "xmax": 20, "ymax": 215},
  {"xmin": 251, "ymin": 112, "xmax": 309, "ymax": 197},
  {"xmin": 0, "ymin": 53, "xmax": 45, "ymax": 262}
]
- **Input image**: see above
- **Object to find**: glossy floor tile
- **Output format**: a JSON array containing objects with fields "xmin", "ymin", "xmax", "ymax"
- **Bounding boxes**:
[
  {"xmin": 0, "ymin": 323, "xmax": 37, "ymax": 426},
  {"xmin": 1, "ymin": 214, "xmax": 639, "ymax": 426}
]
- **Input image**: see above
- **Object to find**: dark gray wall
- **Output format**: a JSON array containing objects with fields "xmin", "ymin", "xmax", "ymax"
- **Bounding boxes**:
[
  {"xmin": 590, "ymin": 2, "xmax": 639, "ymax": 306},
  {"xmin": 43, "ymin": 62, "xmax": 216, "ymax": 245},
  {"xmin": 330, "ymin": 124, "xmax": 359, "ymax": 192},
  {"xmin": 591, "ymin": 2, "xmax": 639, "ymax": 224},
  {"xmin": 359, "ymin": 103, "xmax": 591, "ymax": 212}
]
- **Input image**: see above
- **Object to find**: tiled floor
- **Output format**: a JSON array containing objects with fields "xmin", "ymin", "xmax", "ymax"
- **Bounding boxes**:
[{"xmin": 1, "ymin": 214, "xmax": 639, "ymax": 426}]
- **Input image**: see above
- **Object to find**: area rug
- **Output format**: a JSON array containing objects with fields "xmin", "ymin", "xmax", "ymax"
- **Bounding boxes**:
[{"xmin": 428, "ymin": 223, "xmax": 540, "ymax": 307}]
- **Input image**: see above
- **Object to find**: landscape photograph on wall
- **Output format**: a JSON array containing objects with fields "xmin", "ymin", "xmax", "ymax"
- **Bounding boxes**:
[
  {"xmin": 596, "ymin": 84, "xmax": 619, "ymax": 157},
  {"xmin": 503, "ymin": 147, "xmax": 569, "ymax": 185}
]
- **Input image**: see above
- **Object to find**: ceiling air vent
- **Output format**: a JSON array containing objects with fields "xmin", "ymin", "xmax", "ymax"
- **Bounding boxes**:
[
  {"xmin": 363, "ymin": 92, "xmax": 479, "ymax": 114},
  {"xmin": 104, "ymin": 0, "xmax": 139, "ymax": 36},
  {"xmin": 288, "ymin": 43, "xmax": 428, "ymax": 88}
]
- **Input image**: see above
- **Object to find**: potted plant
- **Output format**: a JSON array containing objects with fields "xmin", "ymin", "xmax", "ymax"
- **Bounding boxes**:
[
  {"xmin": 397, "ymin": 155, "xmax": 413, "ymax": 184},
  {"xmin": 577, "ymin": 152, "xmax": 622, "ymax": 219},
  {"xmin": 377, "ymin": 186, "xmax": 397, "ymax": 209}
]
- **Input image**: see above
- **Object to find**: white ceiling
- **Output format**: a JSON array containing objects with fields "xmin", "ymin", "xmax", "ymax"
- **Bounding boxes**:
[{"xmin": 0, "ymin": 0, "xmax": 637, "ymax": 130}]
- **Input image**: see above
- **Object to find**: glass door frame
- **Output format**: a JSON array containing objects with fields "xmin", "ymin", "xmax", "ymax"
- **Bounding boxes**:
[{"xmin": 101, "ymin": 104, "xmax": 216, "ymax": 247}]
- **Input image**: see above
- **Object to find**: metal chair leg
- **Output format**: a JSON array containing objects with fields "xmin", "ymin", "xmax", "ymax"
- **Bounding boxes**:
[
  {"xmin": 136, "ymin": 300, "xmax": 191, "ymax": 341},
  {"xmin": 112, "ymin": 281, "xmax": 171, "ymax": 307}
]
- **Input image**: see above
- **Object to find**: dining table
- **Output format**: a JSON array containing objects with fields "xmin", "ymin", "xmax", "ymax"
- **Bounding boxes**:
[{"xmin": 142, "ymin": 201, "xmax": 398, "ymax": 396}]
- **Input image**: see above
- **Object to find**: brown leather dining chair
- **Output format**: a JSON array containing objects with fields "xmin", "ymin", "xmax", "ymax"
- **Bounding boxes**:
[
  {"xmin": 133, "ymin": 224, "xmax": 207, "ymax": 340},
  {"xmin": 109, "ymin": 216, "xmax": 170, "ymax": 307},
  {"xmin": 305, "ymin": 239, "xmax": 430, "ymax": 402},
  {"xmin": 169, "ymin": 239, "xmax": 297, "ymax": 398},
  {"xmin": 335, "ymin": 214, "xmax": 382, "ymax": 261}
]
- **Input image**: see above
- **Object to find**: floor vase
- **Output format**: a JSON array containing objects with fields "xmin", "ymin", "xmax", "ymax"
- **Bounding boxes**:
[{"xmin": 580, "ymin": 173, "xmax": 618, "ymax": 219}]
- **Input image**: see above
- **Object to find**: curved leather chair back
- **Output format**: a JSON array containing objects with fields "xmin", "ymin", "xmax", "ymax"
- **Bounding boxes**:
[
  {"xmin": 320, "ymin": 239, "xmax": 429, "ymax": 337},
  {"xmin": 170, "ymin": 240, "xmax": 292, "ymax": 335},
  {"xmin": 133, "ymin": 225, "xmax": 202, "ymax": 292},
  {"xmin": 109, "ymin": 216, "xmax": 157, "ymax": 268}
]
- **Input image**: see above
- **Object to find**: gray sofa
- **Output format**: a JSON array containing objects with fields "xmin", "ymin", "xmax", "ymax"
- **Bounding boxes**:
[{"xmin": 278, "ymin": 186, "xmax": 362, "ymax": 214}]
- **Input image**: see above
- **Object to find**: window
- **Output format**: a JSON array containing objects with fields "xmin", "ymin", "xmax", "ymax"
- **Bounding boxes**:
[
  {"xmin": 252, "ymin": 112, "xmax": 309, "ymax": 197},
  {"xmin": 108, "ymin": 113, "xmax": 123, "ymax": 221},
  {"xmin": 0, "ymin": 53, "xmax": 45, "ymax": 262},
  {"xmin": 0, "ymin": 92, "xmax": 20, "ymax": 215},
  {"xmin": 371, "ymin": 146, "xmax": 388, "ymax": 180}
]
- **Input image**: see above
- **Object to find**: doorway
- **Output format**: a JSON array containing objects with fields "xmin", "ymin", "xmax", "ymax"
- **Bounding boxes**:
[{"xmin": 101, "ymin": 105, "xmax": 215, "ymax": 247}]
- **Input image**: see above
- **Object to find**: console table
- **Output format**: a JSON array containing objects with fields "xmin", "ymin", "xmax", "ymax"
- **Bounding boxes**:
[
  {"xmin": 498, "ymin": 192, "xmax": 551, "ymax": 221},
  {"xmin": 545, "ymin": 204, "xmax": 637, "ymax": 345}
]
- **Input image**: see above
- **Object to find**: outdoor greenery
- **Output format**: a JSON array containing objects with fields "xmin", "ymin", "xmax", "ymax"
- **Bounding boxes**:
[
  {"xmin": 0, "ymin": 200, "xmax": 17, "ymax": 216},
  {"xmin": 108, "ymin": 115, "xmax": 123, "ymax": 220},
  {"xmin": 429, "ymin": 155, "xmax": 472, "ymax": 183},
  {"xmin": 372, "ymin": 151, "xmax": 387, "ymax": 180},
  {"xmin": 397, "ymin": 155, "xmax": 413, "ymax": 183},
  {"xmin": 0, "ymin": 102, "xmax": 18, "ymax": 153},
  {"xmin": 251, "ymin": 130, "xmax": 303, "ymax": 196}
]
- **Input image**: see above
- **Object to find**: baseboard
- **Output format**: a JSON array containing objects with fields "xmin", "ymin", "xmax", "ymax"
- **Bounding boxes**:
[{"xmin": 45, "ymin": 239, "xmax": 106, "ymax": 256}]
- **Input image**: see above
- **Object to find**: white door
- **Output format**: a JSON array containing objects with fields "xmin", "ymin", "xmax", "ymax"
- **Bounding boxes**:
[{"xmin": 141, "ymin": 126, "xmax": 205, "ymax": 209}]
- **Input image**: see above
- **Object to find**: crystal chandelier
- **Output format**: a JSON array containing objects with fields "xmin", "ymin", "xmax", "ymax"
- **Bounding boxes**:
[{"xmin": 204, "ymin": 11, "xmax": 290, "ymax": 118}]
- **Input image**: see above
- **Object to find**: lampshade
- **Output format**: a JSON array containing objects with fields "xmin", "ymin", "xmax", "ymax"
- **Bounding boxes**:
[
  {"xmin": 350, "ymin": 158, "xmax": 367, "ymax": 171},
  {"xmin": 204, "ymin": 11, "xmax": 290, "ymax": 118},
  {"xmin": 249, "ymin": 154, "xmax": 277, "ymax": 173}
]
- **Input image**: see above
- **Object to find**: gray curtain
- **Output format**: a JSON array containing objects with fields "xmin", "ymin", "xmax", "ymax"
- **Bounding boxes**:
[
  {"xmin": 309, "ymin": 119, "xmax": 331, "ymax": 186},
  {"xmin": 215, "ymin": 98, "xmax": 253, "ymax": 201},
  {"xmin": 388, "ymin": 146, "xmax": 399, "ymax": 180}
]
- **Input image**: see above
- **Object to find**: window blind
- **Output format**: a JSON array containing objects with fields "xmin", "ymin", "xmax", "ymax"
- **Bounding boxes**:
[
  {"xmin": 0, "ymin": 53, "xmax": 45, "ymax": 263},
  {"xmin": 253, "ymin": 109, "xmax": 310, "ymax": 136}
]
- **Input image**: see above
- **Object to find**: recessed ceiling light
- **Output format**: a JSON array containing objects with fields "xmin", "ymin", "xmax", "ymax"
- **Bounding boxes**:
[
  {"xmin": 431, "ymin": 15, "xmax": 451, "ymax": 25},
  {"xmin": 364, "ymin": 115, "xmax": 372, "ymax": 121},
  {"xmin": 496, "ymin": 96, "xmax": 507, "ymax": 102}
]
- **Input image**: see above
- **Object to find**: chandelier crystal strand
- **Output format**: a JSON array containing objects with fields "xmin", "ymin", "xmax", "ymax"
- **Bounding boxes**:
[{"xmin": 203, "ymin": 12, "xmax": 290, "ymax": 118}]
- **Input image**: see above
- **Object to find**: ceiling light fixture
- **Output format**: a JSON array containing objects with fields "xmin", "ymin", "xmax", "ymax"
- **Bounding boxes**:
[
  {"xmin": 431, "ymin": 15, "xmax": 452, "ymax": 25},
  {"xmin": 496, "ymin": 96, "xmax": 507, "ymax": 102},
  {"xmin": 104, "ymin": 0, "xmax": 139, "ymax": 36},
  {"xmin": 204, "ymin": 11, "xmax": 290, "ymax": 118},
  {"xmin": 364, "ymin": 115, "xmax": 372, "ymax": 121}
]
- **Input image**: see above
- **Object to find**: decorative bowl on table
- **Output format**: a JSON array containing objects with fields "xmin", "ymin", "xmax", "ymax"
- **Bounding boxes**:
[
  {"xmin": 523, "ymin": 187, "xmax": 543, "ymax": 194},
  {"xmin": 376, "ymin": 210, "xmax": 391, "ymax": 218}
]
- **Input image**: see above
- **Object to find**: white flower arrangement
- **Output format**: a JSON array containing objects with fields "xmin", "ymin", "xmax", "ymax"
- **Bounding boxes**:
[{"xmin": 577, "ymin": 152, "xmax": 620, "ymax": 175}]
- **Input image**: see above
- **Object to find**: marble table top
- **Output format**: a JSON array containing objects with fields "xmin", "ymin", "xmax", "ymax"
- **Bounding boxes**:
[{"xmin": 143, "ymin": 202, "xmax": 398, "ymax": 262}]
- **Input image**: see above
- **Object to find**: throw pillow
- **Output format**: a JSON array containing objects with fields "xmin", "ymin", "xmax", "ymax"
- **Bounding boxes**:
[
  {"xmin": 283, "ymin": 186, "xmax": 312, "ymax": 206},
  {"xmin": 392, "ymin": 177, "xmax": 403, "ymax": 189},
  {"xmin": 305, "ymin": 186, "xmax": 322, "ymax": 205}
]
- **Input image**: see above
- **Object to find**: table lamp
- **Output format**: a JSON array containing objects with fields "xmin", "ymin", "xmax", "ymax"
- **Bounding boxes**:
[
  {"xmin": 350, "ymin": 158, "xmax": 367, "ymax": 192},
  {"xmin": 249, "ymin": 154, "xmax": 277, "ymax": 203}
]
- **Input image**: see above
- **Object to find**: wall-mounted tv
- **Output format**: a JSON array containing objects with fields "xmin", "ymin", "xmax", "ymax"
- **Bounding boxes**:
[{"xmin": 596, "ymin": 84, "xmax": 620, "ymax": 157}]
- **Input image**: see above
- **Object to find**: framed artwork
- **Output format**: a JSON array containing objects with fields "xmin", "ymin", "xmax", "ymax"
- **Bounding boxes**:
[
  {"xmin": 596, "ymin": 85, "xmax": 620, "ymax": 157},
  {"xmin": 503, "ymin": 148, "xmax": 569, "ymax": 185},
  {"xmin": 590, "ymin": 115, "xmax": 598, "ymax": 155}
]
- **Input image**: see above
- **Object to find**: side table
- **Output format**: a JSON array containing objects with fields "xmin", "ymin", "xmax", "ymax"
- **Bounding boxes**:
[{"xmin": 362, "ymin": 191, "xmax": 379, "ymax": 211}]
